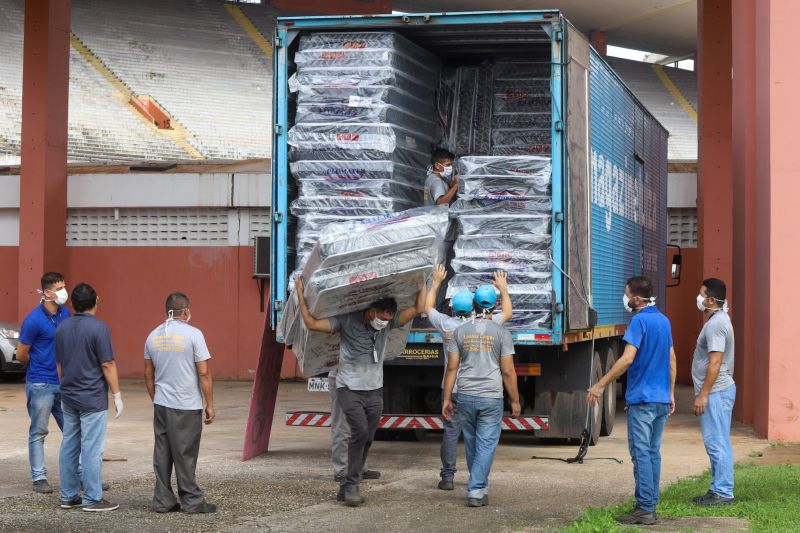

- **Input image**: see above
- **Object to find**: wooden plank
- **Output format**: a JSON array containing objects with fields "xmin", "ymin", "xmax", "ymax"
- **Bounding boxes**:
[{"xmin": 565, "ymin": 24, "xmax": 592, "ymax": 331}]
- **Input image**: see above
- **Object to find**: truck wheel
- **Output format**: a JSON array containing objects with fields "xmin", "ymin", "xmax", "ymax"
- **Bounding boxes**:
[
  {"xmin": 600, "ymin": 346, "xmax": 617, "ymax": 437},
  {"xmin": 589, "ymin": 352, "xmax": 602, "ymax": 445}
]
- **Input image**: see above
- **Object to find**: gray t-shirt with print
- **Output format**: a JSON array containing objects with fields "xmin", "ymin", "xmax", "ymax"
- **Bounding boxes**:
[
  {"xmin": 145, "ymin": 320, "xmax": 211, "ymax": 410},
  {"xmin": 446, "ymin": 318, "xmax": 515, "ymax": 399},
  {"xmin": 428, "ymin": 309, "xmax": 503, "ymax": 393},
  {"xmin": 691, "ymin": 310, "xmax": 735, "ymax": 395},
  {"xmin": 424, "ymin": 169, "xmax": 449, "ymax": 206},
  {"xmin": 330, "ymin": 311, "xmax": 400, "ymax": 391}
]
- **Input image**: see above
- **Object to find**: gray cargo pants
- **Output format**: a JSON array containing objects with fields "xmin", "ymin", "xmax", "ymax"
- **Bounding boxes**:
[
  {"xmin": 152, "ymin": 404, "xmax": 206, "ymax": 511},
  {"xmin": 336, "ymin": 387, "xmax": 383, "ymax": 488},
  {"xmin": 330, "ymin": 376, "xmax": 369, "ymax": 480}
]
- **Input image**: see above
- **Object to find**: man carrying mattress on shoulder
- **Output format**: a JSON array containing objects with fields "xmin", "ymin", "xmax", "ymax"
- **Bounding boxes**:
[
  {"xmin": 294, "ymin": 277, "xmax": 425, "ymax": 507},
  {"xmin": 424, "ymin": 265, "xmax": 512, "ymax": 491}
]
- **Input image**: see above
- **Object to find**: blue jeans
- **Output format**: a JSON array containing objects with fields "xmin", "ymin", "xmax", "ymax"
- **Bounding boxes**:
[
  {"xmin": 59, "ymin": 402, "xmax": 107, "ymax": 505},
  {"xmin": 627, "ymin": 402, "xmax": 670, "ymax": 512},
  {"xmin": 440, "ymin": 393, "xmax": 461, "ymax": 480},
  {"xmin": 700, "ymin": 383, "xmax": 736, "ymax": 498},
  {"xmin": 458, "ymin": 394, "xmax": 503, "ymax": 499},
  {"xmin": 26, "ymin": 382, "xmax": 63, "ymax": 482}
]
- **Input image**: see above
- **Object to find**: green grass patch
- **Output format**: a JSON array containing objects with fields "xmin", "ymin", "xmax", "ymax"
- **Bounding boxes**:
[{"xmin": 563, "ymin": 463, "xmax": 800, "ymax": 532}]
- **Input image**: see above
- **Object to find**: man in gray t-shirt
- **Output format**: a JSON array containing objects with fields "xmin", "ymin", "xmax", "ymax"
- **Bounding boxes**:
[
  {"xmin": 294, "ymin": 277, "xmax": 424, "ymax": 507},
  {"xmin": 424, "ymin": 148, "xmax": 459, "ymax": 207},
  {"xmin": 442, "ymin": 285, "xmax": 520, "ymax": 507},
  {"xmin": 144, "ymin": 292, "xmax": 216, "ymax": 514},
  {"xmin": 691, "ymin": 278, "xmax": 736, "ymax": 506},
  {"xmin": 425, "ymin": 264, "xmax": 511, "ymax": 490}
]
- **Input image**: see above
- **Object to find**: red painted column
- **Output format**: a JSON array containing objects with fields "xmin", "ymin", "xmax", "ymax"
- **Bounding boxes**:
[
  {"xmin": 730, "ymin": 0, "xmax": 757, "ymax": 424},
  {"xmin": 750, "ymin": 0, "xmax": 800, "ymax": 440},
  {"xmin": 17, "ymin": 0, "xmax": 71, "ymax": 320},
  {"xmin": 697, "ymin": 1, "xmax": 733, "ymax": 284}
]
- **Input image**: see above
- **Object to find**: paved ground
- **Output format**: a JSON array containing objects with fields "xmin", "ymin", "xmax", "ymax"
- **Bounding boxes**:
[{"xmin": 0, "ymin": 380, "xmax": 768, "ymax": 532}]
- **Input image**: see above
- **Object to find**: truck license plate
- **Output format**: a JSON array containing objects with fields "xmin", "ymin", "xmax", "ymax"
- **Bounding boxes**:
[{"xmin": 307, "ymin": 377, "xmax": 329, "ymax": 392}]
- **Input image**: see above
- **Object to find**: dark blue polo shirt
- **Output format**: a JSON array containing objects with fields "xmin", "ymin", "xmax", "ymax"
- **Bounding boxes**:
[
  {"xmin": 54, "ymin": 314, "xmax": 115, "ymax": 412},
  {"xmin": 19, "ymin": 304, "xmax": 71, "ymax": 384},
  {"xmin": 623, "ymin": 306, "xmax": 673, "ymax": 405}
]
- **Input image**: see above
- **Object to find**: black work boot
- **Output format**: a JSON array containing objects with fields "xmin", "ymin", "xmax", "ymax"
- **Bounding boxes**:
[
  {"xmin": 343, "ymin": 485, "xmax": 364, "ymax": 507},
  {"xmin": 616, "ymin": 507, "xmax": 657, "ymax": 525},
  {"xmin": 437, "ymin": 478, "xmax": 454, "ymax": 491}
]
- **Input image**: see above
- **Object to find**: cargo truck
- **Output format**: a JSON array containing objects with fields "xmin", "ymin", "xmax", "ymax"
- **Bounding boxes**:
[{"xmin": 271, "ymin": 10, "xmax": 671, "ymax": 442}]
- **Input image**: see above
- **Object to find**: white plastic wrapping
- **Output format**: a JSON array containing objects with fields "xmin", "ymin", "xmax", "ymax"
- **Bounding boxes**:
[
  {"xmin": 288, "ymin": 123, "xmax": 434, "ymax": 153},
  {"xmin": 298, "ymin": 179, "xmax": 423, "ymax": 203},
  {"xmin": 459, "ymin": 177, "xmax": 550, "ymax": 200},
  {"xmin": 492, "ymin": 112, "xmax": 552, "ymax": 130},
  {"xmin": 290, "ymin": 160, "xmax": 420, "ymax": 185},
  {"xmin": 290, "ymin": 196, "xmax": 418, "ymax": 216},
  {"xmin": 493, "ymin": 62, "xmax": 550, "ymax": 80},
  {"xmin": 454, "ymin": 234, "xmax": 551, "ymax": 259},
  {"xmin": 289, "ymin": 148, "xmax": 430, "ymax": 169},
  {"xmin": 492, "ymin": 93, "xmax": 550, "ymax": 114},
  {"xmin": 456, "ymin": 155, "xmax": 552, "ymax": 177},
  {"xmin": 296, "ymin": 104, "xmax": 438, "ymax": 134}
]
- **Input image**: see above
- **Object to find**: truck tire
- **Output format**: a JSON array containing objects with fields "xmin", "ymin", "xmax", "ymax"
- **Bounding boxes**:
[
  {"xmin": 589, "ymin": 352, "xmax": 602, "ymax": 445},
  {"xmin": 600, "ymin": 346, "xmax": 617, "ymax": 436}
]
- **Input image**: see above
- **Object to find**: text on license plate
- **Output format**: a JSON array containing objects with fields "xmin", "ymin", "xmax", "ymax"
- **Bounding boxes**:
[{"xmin": 307, "ymin": 378, "xmax": 330, "ymax": 392}]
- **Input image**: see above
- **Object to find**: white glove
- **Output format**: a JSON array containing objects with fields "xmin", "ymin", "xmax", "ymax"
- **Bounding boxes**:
[{"xmin": 113, "ymin": 392, "xmax": 124, "ymax": 419}]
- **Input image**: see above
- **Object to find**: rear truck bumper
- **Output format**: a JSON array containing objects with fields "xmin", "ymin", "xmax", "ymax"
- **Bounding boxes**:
[{"xmin": 286, "ymin": 411, "xmax": 549, "ymax": 431}]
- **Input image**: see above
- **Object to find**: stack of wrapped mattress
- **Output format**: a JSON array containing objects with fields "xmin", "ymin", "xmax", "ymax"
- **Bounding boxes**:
[
  {"xmin": 490, "ymin": 62, "xmax": 552, "ymax": 156},
  {"xmin": 446, "ymin": 156, "xmax": 553, "ymax": 329},
  {"xmin": 278, "ymin": 207, "xmax": 448, "ymax": 376},
  {"xmin": 288, "ymin": 32, "xmax": 441, "ymax": 273}
]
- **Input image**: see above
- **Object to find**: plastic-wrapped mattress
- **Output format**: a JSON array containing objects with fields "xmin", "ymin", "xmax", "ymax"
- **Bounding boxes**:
[
  {"xmin": 289, "ymin": 147, "xmax": 430, "ymax": 169},
  {"xmin": 296, "ymin": 104, "xmax": 438, "ymax": 135},
  {"xmin": 457, "ymin": 156, "xmax": 551, "ymax": 177},
  {"xmin": 288, "ymin": 123, "xmax": 435, "ymax": 153},
  {"xmin": 290, "ymin": 160, "xmax": 421, "ymax": 185},
  {"xmin": 298, "ymin": 179, "xmax": 423, "ymax": 203}
]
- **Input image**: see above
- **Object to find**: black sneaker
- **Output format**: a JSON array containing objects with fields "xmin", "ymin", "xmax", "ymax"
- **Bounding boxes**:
[
  {"xmin": 82, "ymin": 499, "xmax": 120, "ymax": 512},
  {"xmin": 616, "ymin": 507, "xmax": 657, "ymax": 525},
  {"xmin": 695, "ymin": 492, "xmax": 735, "ymax": 506},
  {"xmin": 361, "ymin": 470, "xmax": 381, "ymax": 480},
  {"xmin": 33, "ymin": 479, "xmax": 53, "ymax": 494},
  {"xmin": 344, "ymin": 486, "xmax": 364, "ymax": 507},
  {"xmin": 467, "ymin": 495, "xmax": 488, "ymax": 507},
  {"xmin": 437, "ymin": 478, "xmax": 454, "ymax": 491},
  {"xmin": 60, "ymin": 497, "xmax": 82, "ymax": 509},
  {"xmin": 692, "ymin": 490, "xmax": 714, "ymax": 504},
  {"xmin": 183, "ymin": 502, "xmax": 217, "ymax": 514},
  {"xmin": 154, "ymin": 503, "xmax": 181, "ymax": 513}
]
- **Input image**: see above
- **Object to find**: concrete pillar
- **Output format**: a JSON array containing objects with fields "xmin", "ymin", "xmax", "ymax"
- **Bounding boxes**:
[
  {"xmin": 749, "ymin": 0, "xmax": 800, "ymax": 440},
  {"xmin": 731, "ymin": 0, "xmax": 757, "ymax": 424},
  {"xmin": 589, "ymin": 31, "xmax": 608, "ymax": 56},
  {"xmin": 17, "ymin": 0, "xmax": 71, "ymax": 320},
  {"xmin": 697, "ymin": 0, "xmax": 733, "ymax": 288}
]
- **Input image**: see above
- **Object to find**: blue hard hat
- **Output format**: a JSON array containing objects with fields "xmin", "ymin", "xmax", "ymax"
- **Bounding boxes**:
[
  {"xmin": 451, "ymin": 289, "xmax": 474, "ymax": 316},
  {"xmin": 474, "ymin": 284, "xmax": 497, "ymax": 309}
]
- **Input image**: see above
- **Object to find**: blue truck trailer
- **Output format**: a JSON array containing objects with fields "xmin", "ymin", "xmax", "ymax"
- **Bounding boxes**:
[{"xmin": 271, "ymin": 10, "xmax": 669, "ymax": 441}]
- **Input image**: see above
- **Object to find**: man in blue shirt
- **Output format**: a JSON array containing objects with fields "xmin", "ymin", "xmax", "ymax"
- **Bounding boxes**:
[
  {"xmin": 16, "ymin": 272, "xmax": 71, "ymax": 494},
  {"xmin": 588, "ymin": 276, "xmax": 676, "ymax": 526}
]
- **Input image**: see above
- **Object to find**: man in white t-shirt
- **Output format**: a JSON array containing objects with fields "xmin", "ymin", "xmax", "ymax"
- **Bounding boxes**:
[
  {"xmin": 424, "ymin": 265, "xmax": 511, "ymax": 491},
  {"xmin": 144, "ymin": 292, "xmax": 216, "ymax": 514}
]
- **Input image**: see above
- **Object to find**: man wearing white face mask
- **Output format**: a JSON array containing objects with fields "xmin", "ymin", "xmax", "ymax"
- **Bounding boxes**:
[
  {"xmin": 144, "ymin": 292, "xmax": 216, "ymax": 514},
  {"xmin": 424, "ymin": 148, "xmax": 459, "ymax": 207},
  {"xmin": 588, "ymin": 276, "xmax": 676, "ymax": 526},
  {"xmin": 295, "ymin": 277, "xmax": 424, "ymax": 507},
  {"xmin": 691, "ymin": 278, "xmax": 736, "ymax": 506},
  {"xmin": 16, "ymin": 272, "xmax": 71, "ymax": 494}
]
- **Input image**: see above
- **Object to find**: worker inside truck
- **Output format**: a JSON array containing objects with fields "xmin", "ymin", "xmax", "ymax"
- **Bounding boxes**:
[
  {"xmin": 424, "ymin": 264, "xmax": 512, "ymax": 491},
  {"xmin": 293, "ymin": 276, "xmax": 425, "ymax": 506},
  {"xmin": 424, "ymin": 148, "xmax": 459, "ymax": 207}
]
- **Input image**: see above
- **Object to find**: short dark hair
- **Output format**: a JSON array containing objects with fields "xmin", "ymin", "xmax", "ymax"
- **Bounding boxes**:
[
  {"xmin": 41, "ymin": 272, "xmax": 64, "ymax": 290},
  {"xmin": 431, "ymin": 148, "xmax": 455, "ymax": 166},
  {"xmin": 702, "ymin": 278, "xmax": 727, "ymax": 302},
  {"xmin": 626, "ymin": 276, "xmax": 653, "ymax": 299},
  {"xmin": 71, "ymin": 283, "xmax": 97, "ymax": 313},
  {"xmin": 165, "ymin": 292, "xmax": 190, "ymax": 314},
  {"xmin": 370, "ymin": 297, "xmax": 398, "ymax": 314}
]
